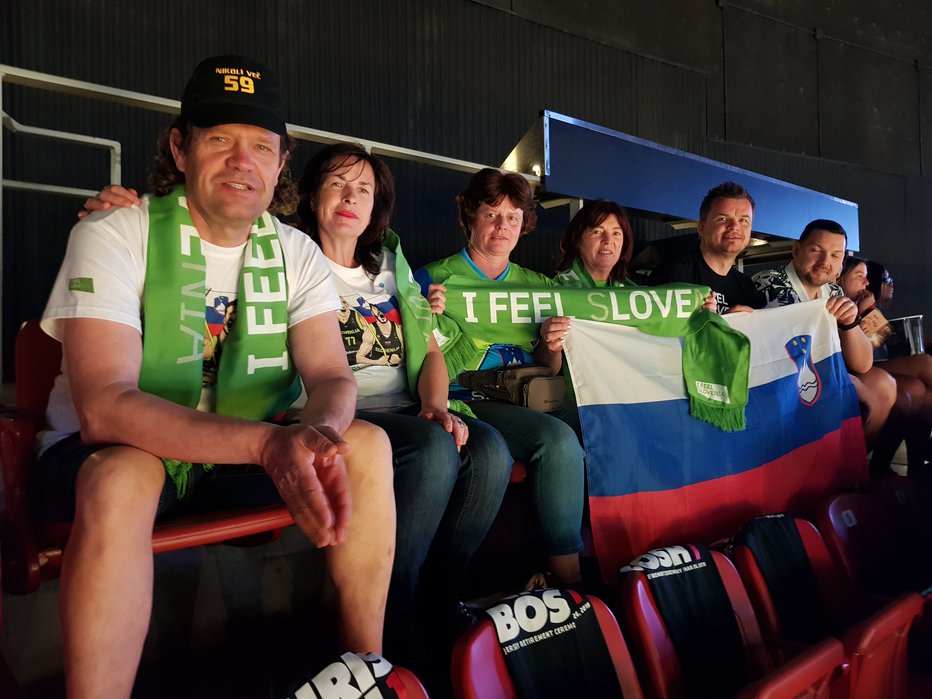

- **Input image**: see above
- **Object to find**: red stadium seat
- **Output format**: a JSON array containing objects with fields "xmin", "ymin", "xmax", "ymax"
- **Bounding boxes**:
[
  {"xmin": 619, "ymin": 547, "xmax": 845, "ymax": 699},
  {"xmin": 450, "ymin": 593, "xmax": 643, "ymax": 699},
  {"xmin": 731, "ymin": 515, "xmax": 923, "ymax": 699},
  {"xmin": 389, "ymin": 665, "xmax": 430, "ymax": 698},
  {"xmin": 0, "ymin": 320, "xmax": 295, "ymax": 596},
  {"xmin": 815, "ymin": 492, "xmax": 931, "ymax": 596}
]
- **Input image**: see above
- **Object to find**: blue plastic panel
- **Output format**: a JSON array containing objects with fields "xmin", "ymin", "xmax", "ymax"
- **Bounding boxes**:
[{"xmin": 540, "ymin": 111, "xmax": 859, "ymax": 249}]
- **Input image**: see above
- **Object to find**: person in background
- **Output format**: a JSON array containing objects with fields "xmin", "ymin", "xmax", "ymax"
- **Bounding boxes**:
[
  {"xmin": 414, "ymin": 168, "xmax": 586, "ymax": 589},
  {"xmin": 839, "ymin": 257, "xmax": 932, "ymax": 475}
]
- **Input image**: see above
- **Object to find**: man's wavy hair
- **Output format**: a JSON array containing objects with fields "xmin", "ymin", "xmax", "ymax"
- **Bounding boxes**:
[
  {"xmin": 295, "ymin": 143, "xmax": 395, "ymax": 277},
  {"xmin": 456, "ymin": 167, "xmax": 538, "ymax": 238},
  {"xmin": 146, "ymin": 117, "xmax": 299, "ymax": 216},
  {"xmin": 555, "ymin": 200, "xmax": 634, "ymax": 284}
]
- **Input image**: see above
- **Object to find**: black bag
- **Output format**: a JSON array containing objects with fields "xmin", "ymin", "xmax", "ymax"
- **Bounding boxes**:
[{"xmin": 458, "ymin": 366, "xmax": 565, "ymax": 412}]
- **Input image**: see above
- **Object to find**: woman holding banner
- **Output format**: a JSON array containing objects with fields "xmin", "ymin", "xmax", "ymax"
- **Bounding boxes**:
[
  {"xmin": 553, "ymin": 199, "xmax": 635, "ymax": 289},
  {"xmin": 540, "ymin": 200, "xmax": 638, "ymax": 437},
  {"xmin": 414, "ymin": 167, "xmax": 586, "ymax": 588}
]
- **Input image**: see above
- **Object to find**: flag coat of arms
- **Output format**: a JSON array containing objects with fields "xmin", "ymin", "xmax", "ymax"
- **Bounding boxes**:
[{"xmin": 563, "ymin": 300, "xmax": 866, "ymax": 580}]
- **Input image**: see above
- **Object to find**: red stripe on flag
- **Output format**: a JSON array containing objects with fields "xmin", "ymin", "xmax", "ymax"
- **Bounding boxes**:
[{"xmin": 589, "ymin": 416, "xmax": 867, "ymax": 582}]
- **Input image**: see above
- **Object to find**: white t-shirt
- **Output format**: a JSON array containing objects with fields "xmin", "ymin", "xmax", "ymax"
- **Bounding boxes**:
[
  {"xmin": 327, "ymin": 251, "xmax": 413, "ymax": 411},
  {"xmin": 39, "ymin": 200, "xmax": 339, "ymax": 453}
]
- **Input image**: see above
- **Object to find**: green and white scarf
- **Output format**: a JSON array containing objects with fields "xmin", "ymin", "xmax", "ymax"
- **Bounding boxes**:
[
  {"xmin": 141, "ymin": 186, "xmax": 299, "ymax": 494},
  {"xmin": 382, "ymin": 230, "xmax": 474, "ymax": 417},
  {"xmin": 554, "ymin": 257, "xmax": 631, "ymax": 288},
  {"xmin": 440, "ymin": 276, "xmax": 750, "ymax": 431}
]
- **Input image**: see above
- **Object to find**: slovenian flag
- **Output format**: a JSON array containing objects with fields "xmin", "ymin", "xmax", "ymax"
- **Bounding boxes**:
[{"xmin": 563, "ymin": 300, "xmax": 867, "ymax": 581}]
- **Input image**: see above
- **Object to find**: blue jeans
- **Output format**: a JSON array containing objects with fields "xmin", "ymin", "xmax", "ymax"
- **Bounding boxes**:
[
  {"xmin": 358, "ymin": 408, "xmax": 511, "ymax": 650},
  {"xmin": 467, "ymin": 401, "xmax": 585, "ymax": 556}
]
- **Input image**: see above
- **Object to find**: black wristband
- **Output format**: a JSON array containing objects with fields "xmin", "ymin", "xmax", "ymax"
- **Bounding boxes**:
[{"xmin": 838, "ymin": 316, "xmax": 861, "ymax": 331}]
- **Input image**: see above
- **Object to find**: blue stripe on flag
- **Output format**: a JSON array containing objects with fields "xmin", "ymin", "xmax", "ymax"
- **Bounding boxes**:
[{"xmin": 581, "ymin": 352, "xmax": 858, "ymax": 496}]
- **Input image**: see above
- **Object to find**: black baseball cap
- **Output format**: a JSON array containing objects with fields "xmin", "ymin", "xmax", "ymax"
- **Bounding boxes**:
[{"xmin": 180, "ymin": 55, "xmax": 286, "ymax": 135}]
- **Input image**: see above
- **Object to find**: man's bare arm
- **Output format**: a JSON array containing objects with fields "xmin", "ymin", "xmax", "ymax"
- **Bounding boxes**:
[
  {"xmin": 826, "ymin": 295, "xmax": 873, "ymax": 375},
  {"xmin": 65, "ymin": 317, "xmax": 277, "ymax": 464},
  {"xmin": 65, "ymin": 316, "xmax": 352, "ymax": 546}
]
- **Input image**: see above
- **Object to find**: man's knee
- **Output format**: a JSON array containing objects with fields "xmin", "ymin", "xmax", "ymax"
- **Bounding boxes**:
[{"xmin": 74, "ymin": 446, "xmax": 165, "ymax": 522}]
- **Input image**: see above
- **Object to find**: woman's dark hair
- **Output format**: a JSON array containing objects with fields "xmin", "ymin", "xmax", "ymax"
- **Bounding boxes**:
[
  {"xmin": 147, "ymin": 117, "xmax": 298, "ymax": 216},
  {"xmin": 865, "ymin": 260, "xmax": 890, "ymax": 298},
  {"xmin": 295, "ymin": 142, "xmax": 395, "ymax": 276},
  {"xmin": 840, "ymin": 255, "xmax": 867, "ymax": 279},
  {"xmin": 555, "ymin": 200, "xmax": 634, "ymax": 284},
  {"xmin": 455, "ymin": 167, "xmax": 537, "ymax": 238}
]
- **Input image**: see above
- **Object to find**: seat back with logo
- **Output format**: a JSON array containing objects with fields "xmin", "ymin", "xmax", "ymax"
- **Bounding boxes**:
[
  {"xmin": 619, "ymin": 545, "xmax": 767, "ymax": 698},
  {"xmin": 450, "ymin": 591, "xmax": 643, "ymax": 699},
  {"xmin": 620, "ymin": 544, "xmax": 847, "ymax": 699}
]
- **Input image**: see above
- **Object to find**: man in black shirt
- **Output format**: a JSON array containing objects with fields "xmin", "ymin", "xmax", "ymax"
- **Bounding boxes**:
[{"xmin": 649, "ymin": 182, "xmax": 766, "ymax": 314}]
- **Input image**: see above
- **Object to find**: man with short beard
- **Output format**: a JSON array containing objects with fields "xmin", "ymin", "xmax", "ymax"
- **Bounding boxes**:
[{"xmin": 753, "ymin": 219, "xmax": 895, "ymax": 450}]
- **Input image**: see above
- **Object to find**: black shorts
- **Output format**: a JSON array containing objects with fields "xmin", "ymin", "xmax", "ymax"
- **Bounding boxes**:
[{"xmin": 37, "ymin": 433, "xmax": 283, "ymax": 523}]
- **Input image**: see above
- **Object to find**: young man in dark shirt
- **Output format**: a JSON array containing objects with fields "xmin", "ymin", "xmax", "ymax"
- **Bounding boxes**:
[{"xmin": 649, "ymin": 181, "xmax": 766, "ymax": 314}]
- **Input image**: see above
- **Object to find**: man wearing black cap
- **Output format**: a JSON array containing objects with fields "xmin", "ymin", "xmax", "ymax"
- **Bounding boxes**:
[{"xmin": 38, "ymin": 56, "xmax": 395, "ymax": 697}]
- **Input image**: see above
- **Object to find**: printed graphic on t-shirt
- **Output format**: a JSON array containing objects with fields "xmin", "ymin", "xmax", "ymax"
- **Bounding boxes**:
[
  {"xmin": 337, "ymin": 293, "xmax": 405, "ymax": 369},
  {"xmin": 204, "ymin": 291, "xmax": 237, "ymax": 387}
]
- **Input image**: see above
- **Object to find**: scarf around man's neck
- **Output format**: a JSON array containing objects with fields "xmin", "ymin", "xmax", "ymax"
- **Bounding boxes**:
[
  {"xmin": 140, "ymin": 186, "xmax": 298, "ymax": 494},
  {"xmin": 439, "ymin": 276, "xmax": 750, "ymax": 431}
]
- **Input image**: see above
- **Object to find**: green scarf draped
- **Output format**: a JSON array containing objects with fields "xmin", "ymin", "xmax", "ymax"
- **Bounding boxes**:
[
  {"xmin": 382, "ymin": 230, "xmax": 474, "ymax": 417},
  {"xmin": 554, "ymin": 257, "xmax": 629, "ymax": 288},
  {"xmin": 440, "ymin": 276, "xmax": 750, "ymax": 431},
  {"xmin": 141, "ymin": 186, "xmax": 299, "ymax": 494}
]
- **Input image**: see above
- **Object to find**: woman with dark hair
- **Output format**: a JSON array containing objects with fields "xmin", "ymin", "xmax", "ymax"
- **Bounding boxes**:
[
  {"xmin": 415, "ymin": 168, "xmax": 586, "ymax": 588},
  {"xmin": 839, "ymin": 257, "xmax": 932, "ymax": 475},
  {"xmin": 554, "ymin": 199, "xmax": 635, "ymax": 288},
  {"xmin": 294, "ymin": 144, "xmax": 512, "ymax": 658}
]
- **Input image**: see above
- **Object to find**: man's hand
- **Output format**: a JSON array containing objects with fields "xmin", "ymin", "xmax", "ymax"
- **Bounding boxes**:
[
  {"xmin": 426, "ymin": 283, "xmax": 447, "ymax": 314},
  {"xmin": 260, "ymin": 424, "xmax": 352, "ymax": 548},
  {"xmin": 418, "ymin": 405, "xmax": 468, "ymax": 451},
  {"xmin": 539, "ymin": 316, "xmax": 571, "ymax": 352},
  {"xmin": 77, "ymin": 185, "xmax": 141, "ymax": 219},
  {"xmin": 825, "ymin": 295, "xmax": 859, "ymax": 326},
  {"xmin": 701, "ymin": 293, "xmax": 717, "ymax": 312}
]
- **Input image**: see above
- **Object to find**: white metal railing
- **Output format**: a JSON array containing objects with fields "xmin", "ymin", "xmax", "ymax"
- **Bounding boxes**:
[{"xmin": 0, "ymin": 63, "xmax": 539, "ymax": 372}]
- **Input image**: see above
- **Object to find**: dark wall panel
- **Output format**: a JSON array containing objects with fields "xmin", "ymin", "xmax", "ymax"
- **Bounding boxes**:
[
  {"xmin": 723, "ymin": 7, "xmax": 819, "ymax": 154},
  {"xmin": 820, "ymin": 40, "xmax": 920, "ymax": 176}
]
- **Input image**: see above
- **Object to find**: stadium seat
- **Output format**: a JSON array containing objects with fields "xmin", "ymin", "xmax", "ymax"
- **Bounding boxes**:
[
  {"xmin": 0, "ymin": 320, "xmax": 295, "ymax": 596},
  {"xmin": 815, "ymin": 491, "xmax": 931, "ymax": 596},
  {"xmin": 618, "ymin": 545, "xmax": 845, "ymax": 699},
  {"xmin": 731, "ymin": 514, "xmax": 923, "ymax": 699},
  {"xmin": 450, "ymin": 592, "xmax": 643, "ymax": 699}
]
